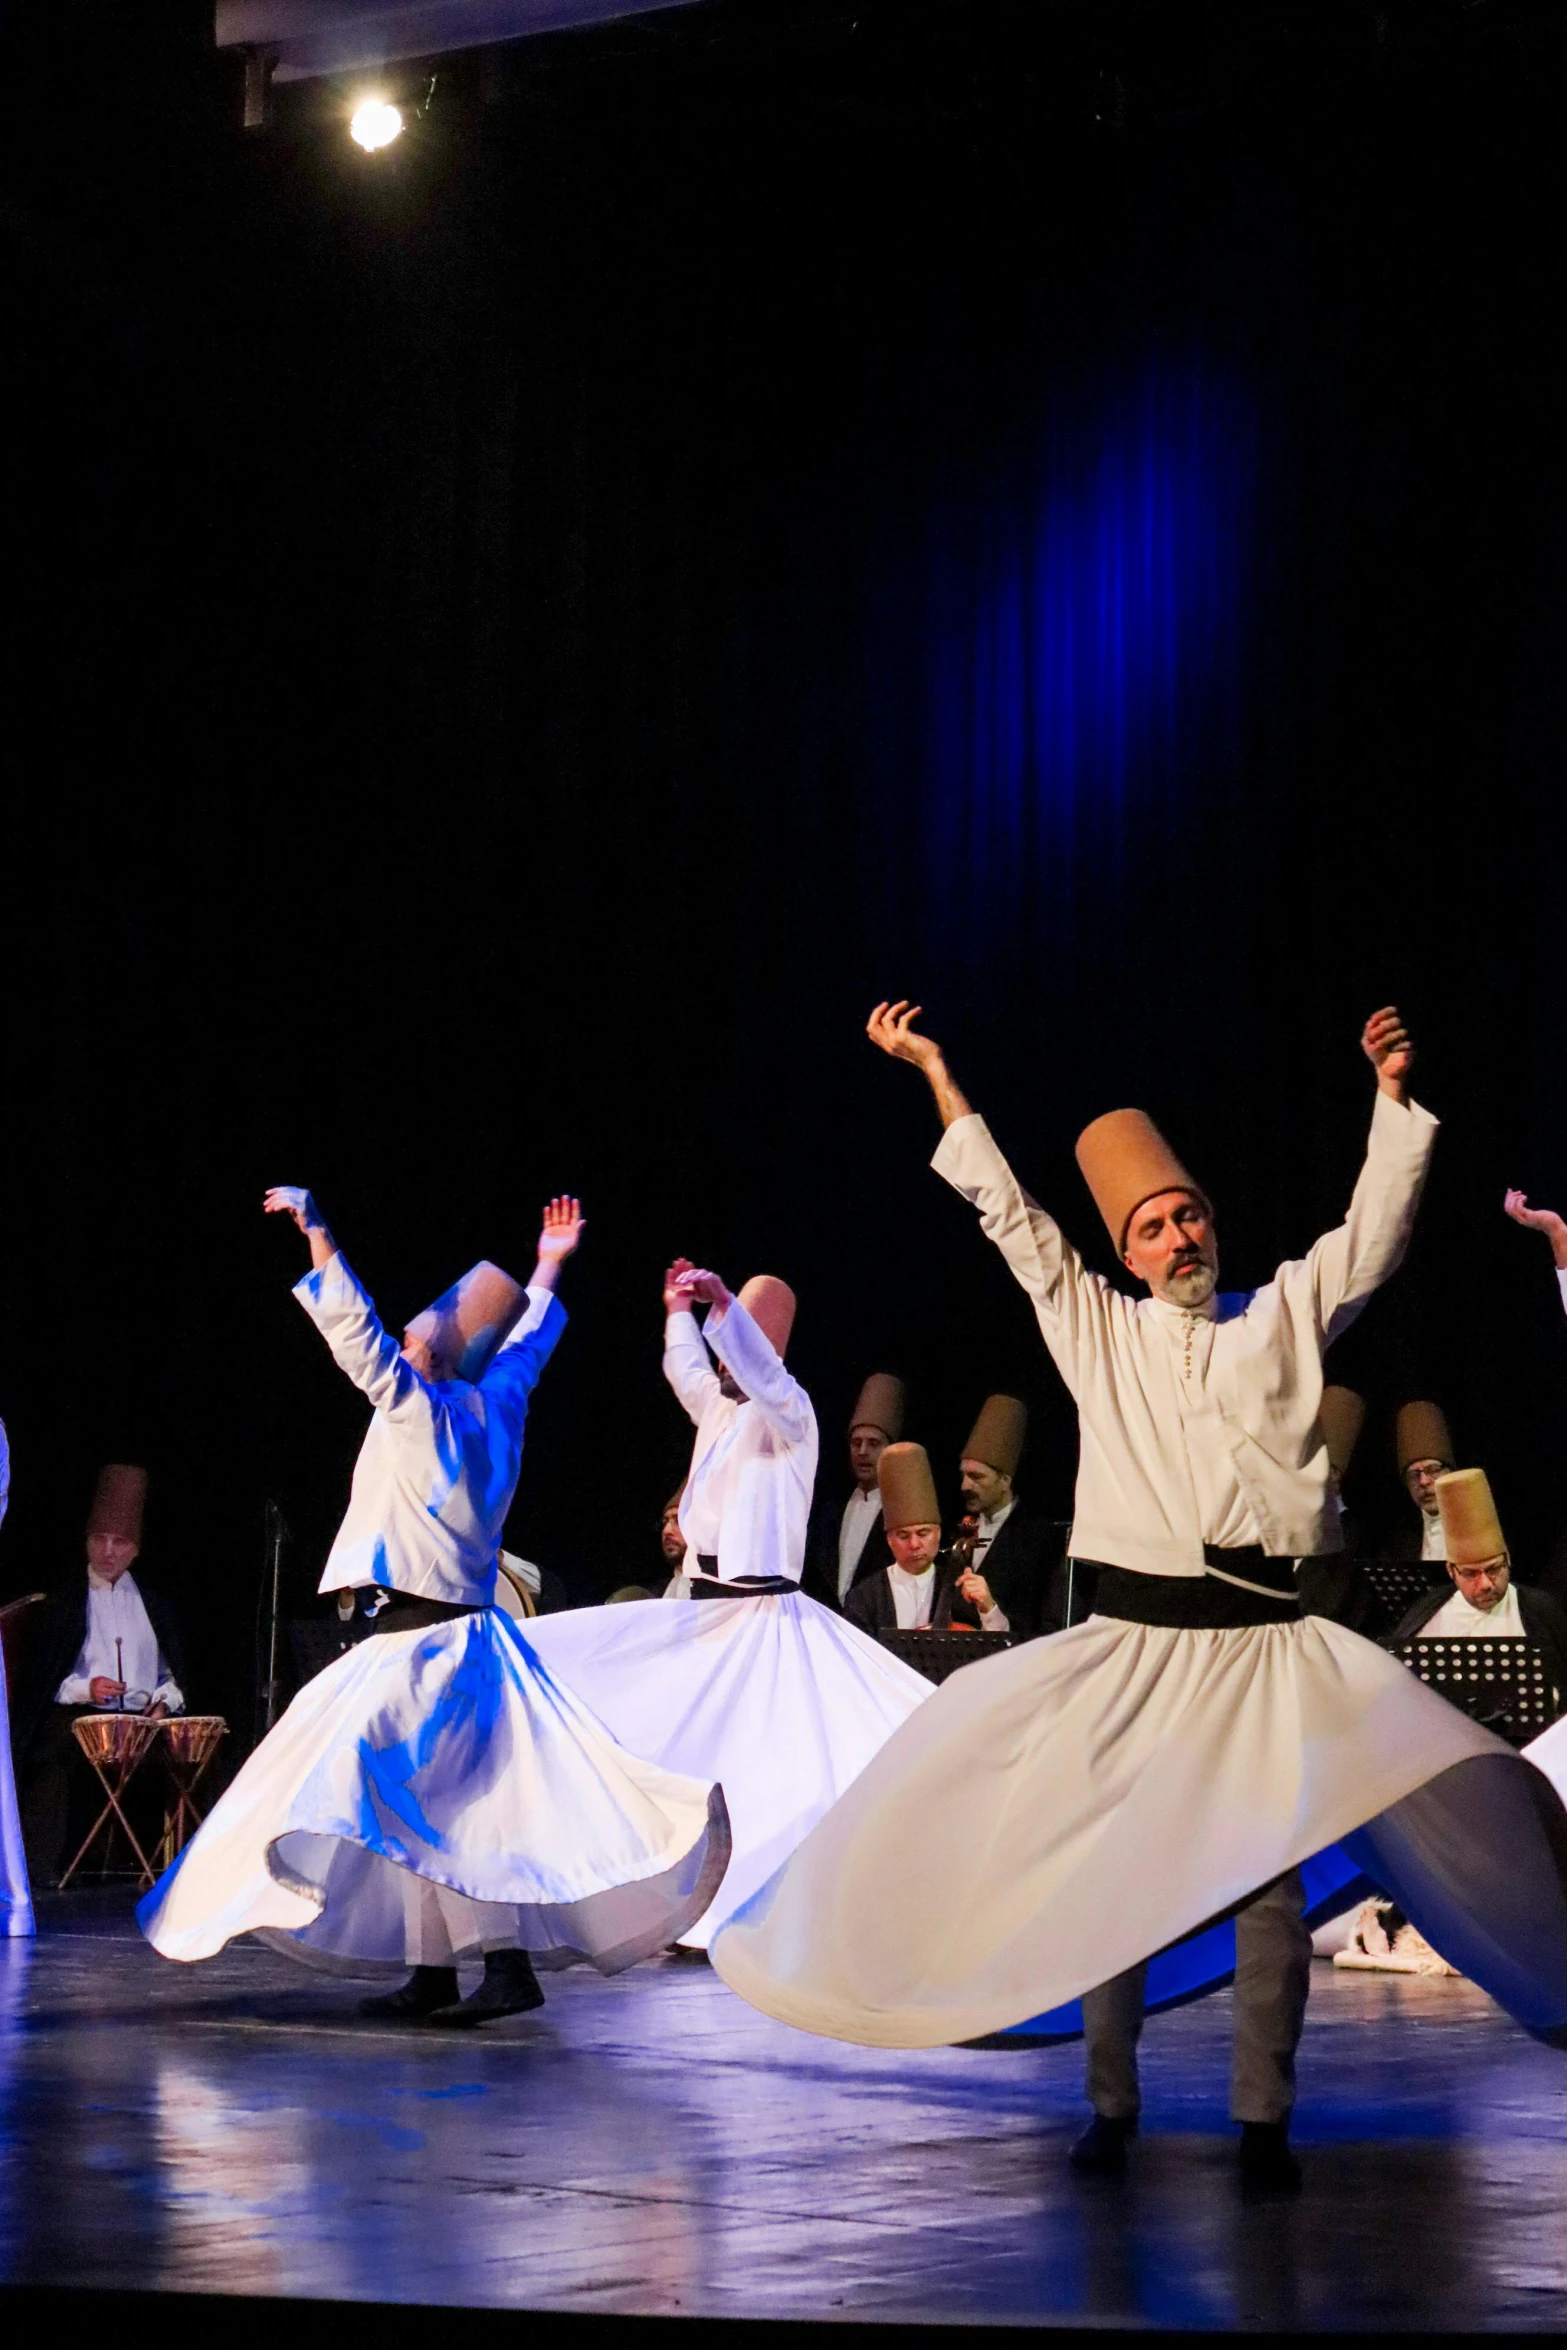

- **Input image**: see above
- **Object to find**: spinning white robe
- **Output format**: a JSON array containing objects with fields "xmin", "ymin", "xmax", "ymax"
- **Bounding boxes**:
[
  {"xmin": 140, "ymin": 1254, "xmax": 728, "ymax": 1974},
  {"xmin": 525, "ymin": 1294, "xmax": 930, "ymax": 1947},
  {"xmin": 0, "ymin": 1417, "xmax": 32, "ymax": 1940},
  {"xmin": 713, "ymin": 1100, "xmax": 1567, "ymax": 2046}
]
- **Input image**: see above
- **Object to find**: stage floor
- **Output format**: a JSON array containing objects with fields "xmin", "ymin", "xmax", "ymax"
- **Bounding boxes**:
[{"xmin": 1, "ymin": 1892, "xmax": 1565, "ymax": 2331}]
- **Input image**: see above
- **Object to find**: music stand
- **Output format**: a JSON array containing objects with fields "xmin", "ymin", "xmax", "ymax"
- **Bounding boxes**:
[
  {"xmin": 1390, "ymin": 1637, "xmax": 1559, "ymax": 1748},
  {"xmin": 879, "ymin": 1628, "xmax": 1012, "ymax": 1686},
  {"xmin": 1361, "ymin": 1558, "xmax": 1448, "ymax": 1627}
]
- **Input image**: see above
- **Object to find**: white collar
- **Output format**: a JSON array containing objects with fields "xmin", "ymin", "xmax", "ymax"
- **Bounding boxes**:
[{"xmin": 887, "ymin": 1558, "xmax": 936, "ymax": 1586}]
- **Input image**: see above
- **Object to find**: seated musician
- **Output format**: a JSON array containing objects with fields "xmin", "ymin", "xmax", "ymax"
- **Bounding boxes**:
[
  {"xmin": 845, "ymin": 1443, "xmax": 987, "ymax": 1635},
  {"xmin": 951, "ymin": 1393, "xmax": 1063, "ymax": 1637},
  {"xmin": 16, "ymin": 1465, "xmax": 186, "ymax": 1887},
  {"xmin": 1389, "ymin": 1467, "xmax": 1567, "ymax": 1699}
]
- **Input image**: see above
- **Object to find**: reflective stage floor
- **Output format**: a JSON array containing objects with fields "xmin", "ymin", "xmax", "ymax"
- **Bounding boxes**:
[{"xmin": 1, "ymin": 1891, "xmax": 1566, "ymax": 2332}]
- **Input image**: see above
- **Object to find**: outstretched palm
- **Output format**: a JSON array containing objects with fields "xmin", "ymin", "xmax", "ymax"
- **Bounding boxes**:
[
  {"xmin": 537, "ymin": 1195, "xmax": 585, "ymax": 1263},
  {"xmin": 1360, "ymin": 1006, "xmax": 1414, "ymax": 1085},
  {"xmin": 263, "ymin": 1186, "xmax": 323, "ymax": 1233},
  {"xmin": 867, "ymin": 999, "xmax": 943, "ymax": 1070}
]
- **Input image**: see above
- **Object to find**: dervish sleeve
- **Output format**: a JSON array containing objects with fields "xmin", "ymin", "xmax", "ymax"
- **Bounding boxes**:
[
  {"xmin": 481, "ymin": 1287, "xmax": 567, "ymax": 1408},
  {"xmin": 0, "ymin": 1416, "xmax": 8, "ymax": 1529},
  {"xmin": 1282, "ymin": 1092, "xmax": 1439, "ymax": 1344},
  {"xmin": 663, "ymin": 1308, "xmax": 722, "ymax": 1427},
  {"xmin": 703, "ymin": 1298, "xmax": 814, "ymax": 1448},
  {"xmin": 931, "ymin": 1114, "xmax": 1114, "ymax": 1400},
  {"xmin": 293, "ymin": 1250, "xmax": 439, "ymax": 1431},
  {"xmin": 1557, "ymin": 1269, "xmax": 1567, "ymax": 1321}
]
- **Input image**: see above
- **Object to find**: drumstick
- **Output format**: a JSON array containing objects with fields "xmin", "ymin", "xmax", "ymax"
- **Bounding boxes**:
[{"xmin": 115, "ymin": 1636, "xmax": 124, "ymax": 1713}]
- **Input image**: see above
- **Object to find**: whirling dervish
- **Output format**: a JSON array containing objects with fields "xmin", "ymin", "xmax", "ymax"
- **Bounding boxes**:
[{"xmin": 139, "ymin": 1188, "xmax": 729, "ymax": 2025}]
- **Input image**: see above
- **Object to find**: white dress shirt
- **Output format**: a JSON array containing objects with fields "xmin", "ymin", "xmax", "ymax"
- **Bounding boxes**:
[
  {"xmin": 664, "ymin": 1299, "xmax": 818, "ymax": 1585},
  {"xmin": 296, "ymin": 1252, "xmax": 566, "ymax": 1609},
  {"xmin": 967, "ymin": 1502, "xmax": 1016, "ymax": 1633},
  {"xmin": 1420, "ymin": 1513, "xmax": 1448, "ymax": 1563},
  {"xmin": 933, "ymin": 1091, "xmax": 1437, "ymax": 1578},
  {"xmin": 887, "ymin": 1561, "xmax": 937, "ymax": 1629},
  {"xmin": 57, "ymin": 1570, "xmax": 183, "ymax": 1711},
  {"xmin": 1422, "ymin": 1582, "xmax": 1525, "ymax": 1640},
  {"xmin": 838, "ymin": 1488, "xmax": 884, "ymax": 1600}
]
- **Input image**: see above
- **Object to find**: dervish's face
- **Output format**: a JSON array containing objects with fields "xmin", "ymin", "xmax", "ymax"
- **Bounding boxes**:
[
  {"xmin": 718, "ymin": 1367, "xmax": 747, "ymax": 1404},
  {"xmin": 849, "ymin": 1425, "xmax": 889, "ymax": 1491},
  {"xmin": 87, "ymin": 1533, "xmax": 139, "ymax": 1583},
  {"xmin": 401, "ymin": 1330, "xmax": 446, "ymax": 1381},
  {"xmin": 1123, "ymin": 1191, "xmax": 1219, "ymax": 1307},
  {"xmin": 1405, "ymin": 1459, "xmax": 1447, "ymax": 1518},
  {"xmin": 660, "ymin": 1507, "xmax": 686, "ymax": 1564},
  {"xmin": 887, "ymin": 1522, "xmax": 942, "ymax": 1571},
  {"xmin": 1448, "ymin": 1555, "xmax": 1509, "ymax": 1611},
  {"xmin": 959, "ymin": 1459, "xmax": 1012, "ymax": 1516}
]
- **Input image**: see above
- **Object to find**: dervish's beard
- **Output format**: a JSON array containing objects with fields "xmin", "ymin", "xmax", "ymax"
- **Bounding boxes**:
[{"xmin": 1163, "ymin": 1257, "xmax": 1217, "ymax": 1307}]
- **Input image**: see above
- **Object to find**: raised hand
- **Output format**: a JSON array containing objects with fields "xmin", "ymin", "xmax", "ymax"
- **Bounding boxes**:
[
  {"xmin": 263, "ymin": 1186, "xmax": 326, "ymax": 1233},
  {"xmin": 537, "ymin": 1196, "xmax": 585, "ymax": 1263},
  {"xmin": 681, "ymin": 1267, "xmax": 735, "ymax": 1313},
  {"xmin": 663, "ymin": 1257, "xmax": 700, "ymax": 1313},
  {"xmin": 867, "ymin": 1000, "xmax": 943, "ymax": 1071},
  {"xmin": 1360, "ymin": 1006, "xmax": 1414, "ymax": 1100},
  {"xmin": 866, "ymin": 1001, "xmax": 973, "ymax": 1129},
  {"xmin": 1504, "ymin": 1190, "xmax": 1567, "ymax": 1267}
]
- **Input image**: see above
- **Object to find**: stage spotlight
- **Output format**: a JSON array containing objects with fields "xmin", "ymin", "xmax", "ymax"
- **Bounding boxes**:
[{"xmin": 350, "ymin": 99, "xmax": 403, "ymax": 153}]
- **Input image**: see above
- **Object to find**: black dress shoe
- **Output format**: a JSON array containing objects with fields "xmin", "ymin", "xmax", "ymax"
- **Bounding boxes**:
[
  {"xmin": 360, "ymin": 1965, "xmax": 459, "ymax": 2020},
  {"xmin": 1238, "ymin": 2121, "xmax": 1302, "ymax": 2191},
  {"xmin": 430, "ymin": 1948, "xmax": 546, "ymax": 2027},
  {"xmin": 1069, "ymin": 2114, "xmax": 1138, "ymax": 2175}
]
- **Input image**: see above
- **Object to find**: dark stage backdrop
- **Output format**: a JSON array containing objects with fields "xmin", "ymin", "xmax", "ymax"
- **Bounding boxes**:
[{"xmin": 6, "ymin": 1, "xmax": 1567, "ymax": 1738}]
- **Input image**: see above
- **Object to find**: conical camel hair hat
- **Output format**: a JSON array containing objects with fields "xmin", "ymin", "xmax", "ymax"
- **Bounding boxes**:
[
  {"xmin": 87, "ymin": 1464, "xmax": 147, "ymax": 1546},
  {"xmin": 1395, "ymin": 1399, "xmax": 1455, "ymax": 1475},
  {"xmin": 961, "ymin": 1395, "xmax": 1028, "ymax": 1477},
  {"xmin": 1319, "ymin": 1386, "xmax": 1367, "ymax": 1482},
  {"xmin": 1075, "ymin": 1109, "xmax": 1210, "ymax": 1254},
  {"xmin": 849, "ymin": 1372, "xmax": 905, "ymax": 1439},
  {"xmin": 738, "ymin": 1275, "xmax": 796, "ymax": 1358},
  {"xmin": 877, "ymin": 1442, "xmax": 941, "ymax": 1533},
  {"xmin": 1435, "ymin": 1468, "xmax": 1508, "ymax": 1567},
  {"xmin": 405, "ymin": 1261, "xmax": 526, "ymax": 1384}
]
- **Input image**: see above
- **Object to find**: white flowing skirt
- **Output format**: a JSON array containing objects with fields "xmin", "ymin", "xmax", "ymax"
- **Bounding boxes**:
[
  {"xmin": 712, "ymin": 1612, "xmax": 1567, "ymax": 2046},
  {"xmin": 0, "ymin": 1661, "xmax": 32, "ymax": 1939},
  {"xmin": 138, "ymin": 1611, "xmax": 730, "ymax": 1976},
  {"xmin": 523, "ymin": 1589, "xmax": 932, "ymax": 1946}
]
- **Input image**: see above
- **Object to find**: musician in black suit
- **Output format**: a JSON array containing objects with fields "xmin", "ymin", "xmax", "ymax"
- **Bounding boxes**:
[
  {"xmin": 1387, "ymin": 1467, "xmax": 1567, "ymax": 1707},
  {"xmin": 952, "ymin": 1395, "xmax": 1066, "ymax": 1639},
  {"xmin": 802, "ymin": 1372, "xmax": 902, "ymax": 1610},
  {"xmin": 845, "ymin": 1442, "xmax": 981, "ymax": 1635},
  {"xmin": 16, "ymin": 1466, "xmax": 188, "ymax": 1885}
]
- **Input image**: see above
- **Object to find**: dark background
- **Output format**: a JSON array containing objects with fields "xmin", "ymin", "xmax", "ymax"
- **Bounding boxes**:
[{"xmin": 6, "ymin": 0, "xmax": 1567, "ymax": 1742}]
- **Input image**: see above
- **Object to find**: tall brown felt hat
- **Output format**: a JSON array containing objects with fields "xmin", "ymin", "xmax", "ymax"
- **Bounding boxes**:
[
  {"xmin": 1076, "ymin": 1109, "xmax": 1209, "ymax": 1254},
  {"xmin": 1436, "ymin": 1468, "xmax": 1507, "ymax": 1567},
  {"xmin": 1319, "ymin": 1386, "xmax": 1367, "ymax": 1482},
  {"xmin": 405, "ymin": 1261, "xmax": 527, "ymax": 1384},
  {"xmin": 738, "ymin": 1275, "xmax": 796, "ymax": 1358},
  {"xmin": 877, "ymin": 1442, "xmax": 941, "ymax": 1533},
  {"xmin": 88, "ymin": 1464, "xmax": 148, "ymax": 1546},
  {"xmin": 961, "ymin": 1395, "xmax": 1028, "ymax": 1477},
  {"xmin": 1395, "ymin": 1400, "xmax": 1455, "ymax": 1475},
  {"xmin": 662, "ymin": 1486, "xmax": 686, "ymax": 1517},
  {"xmin": 849, "ymin": 1373, "xmax": 905, "ymax": 1440}
]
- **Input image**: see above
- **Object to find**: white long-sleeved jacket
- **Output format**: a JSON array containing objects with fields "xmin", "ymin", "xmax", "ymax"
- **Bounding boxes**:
[
  {"xmin": 665, "ymin": 1298, "xmax": 818, "ymax": 1585},
  {"xmin": 934, "ymin": 1090, "xmax": 1438, "ymax": 1577},
  {"xmin": 296, "ymin": 1251, "xmax": 565, "ymax": 1608}
]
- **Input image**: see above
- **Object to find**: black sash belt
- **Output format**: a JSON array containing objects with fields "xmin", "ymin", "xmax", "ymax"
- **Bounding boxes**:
[
  {"xmin": 366, "ymin": 1594, "xmax": 490, "ymax": 1635},
  {"xmin": 691, "ymin": 1559, "xmax": 798, "ymax": 1601},
  {"xmin": 1087, "ymin": 1558, "xmax": 1300, "ymax": 1629}
]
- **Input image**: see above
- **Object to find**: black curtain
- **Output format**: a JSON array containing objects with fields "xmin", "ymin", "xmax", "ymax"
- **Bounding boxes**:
[{"xmin": 7, "ymin": 2, "xmax": 1567, "ymax": 1733}]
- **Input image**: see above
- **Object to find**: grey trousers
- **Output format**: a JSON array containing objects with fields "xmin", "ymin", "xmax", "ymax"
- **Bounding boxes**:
[{"xmin": 1081, "ymin": 1868, "xmax": 1312, "ymax": 2126}]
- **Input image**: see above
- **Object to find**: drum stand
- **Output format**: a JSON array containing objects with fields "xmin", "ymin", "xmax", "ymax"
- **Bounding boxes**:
[
  {"xmin": 59, "ymin": 1715, "xmax": 164, "ymax": 1891},
  {"xmin": 155, "ymin": 1720, "xmax": 228, "ymax": 1875}
]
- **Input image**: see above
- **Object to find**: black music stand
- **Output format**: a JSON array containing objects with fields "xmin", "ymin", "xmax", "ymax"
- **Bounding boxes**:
[
  {"xmin": 879, "ymin": 1628, "xmax": 1012, "ymax": 1686},
  {"xmin": 1361, "ymin": 1558, "xmax": 1448, "ymax": 1629},
  {"xmin": 1390, "ymin": 1637, "xmax": 1559, "ymax": 1747}
]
